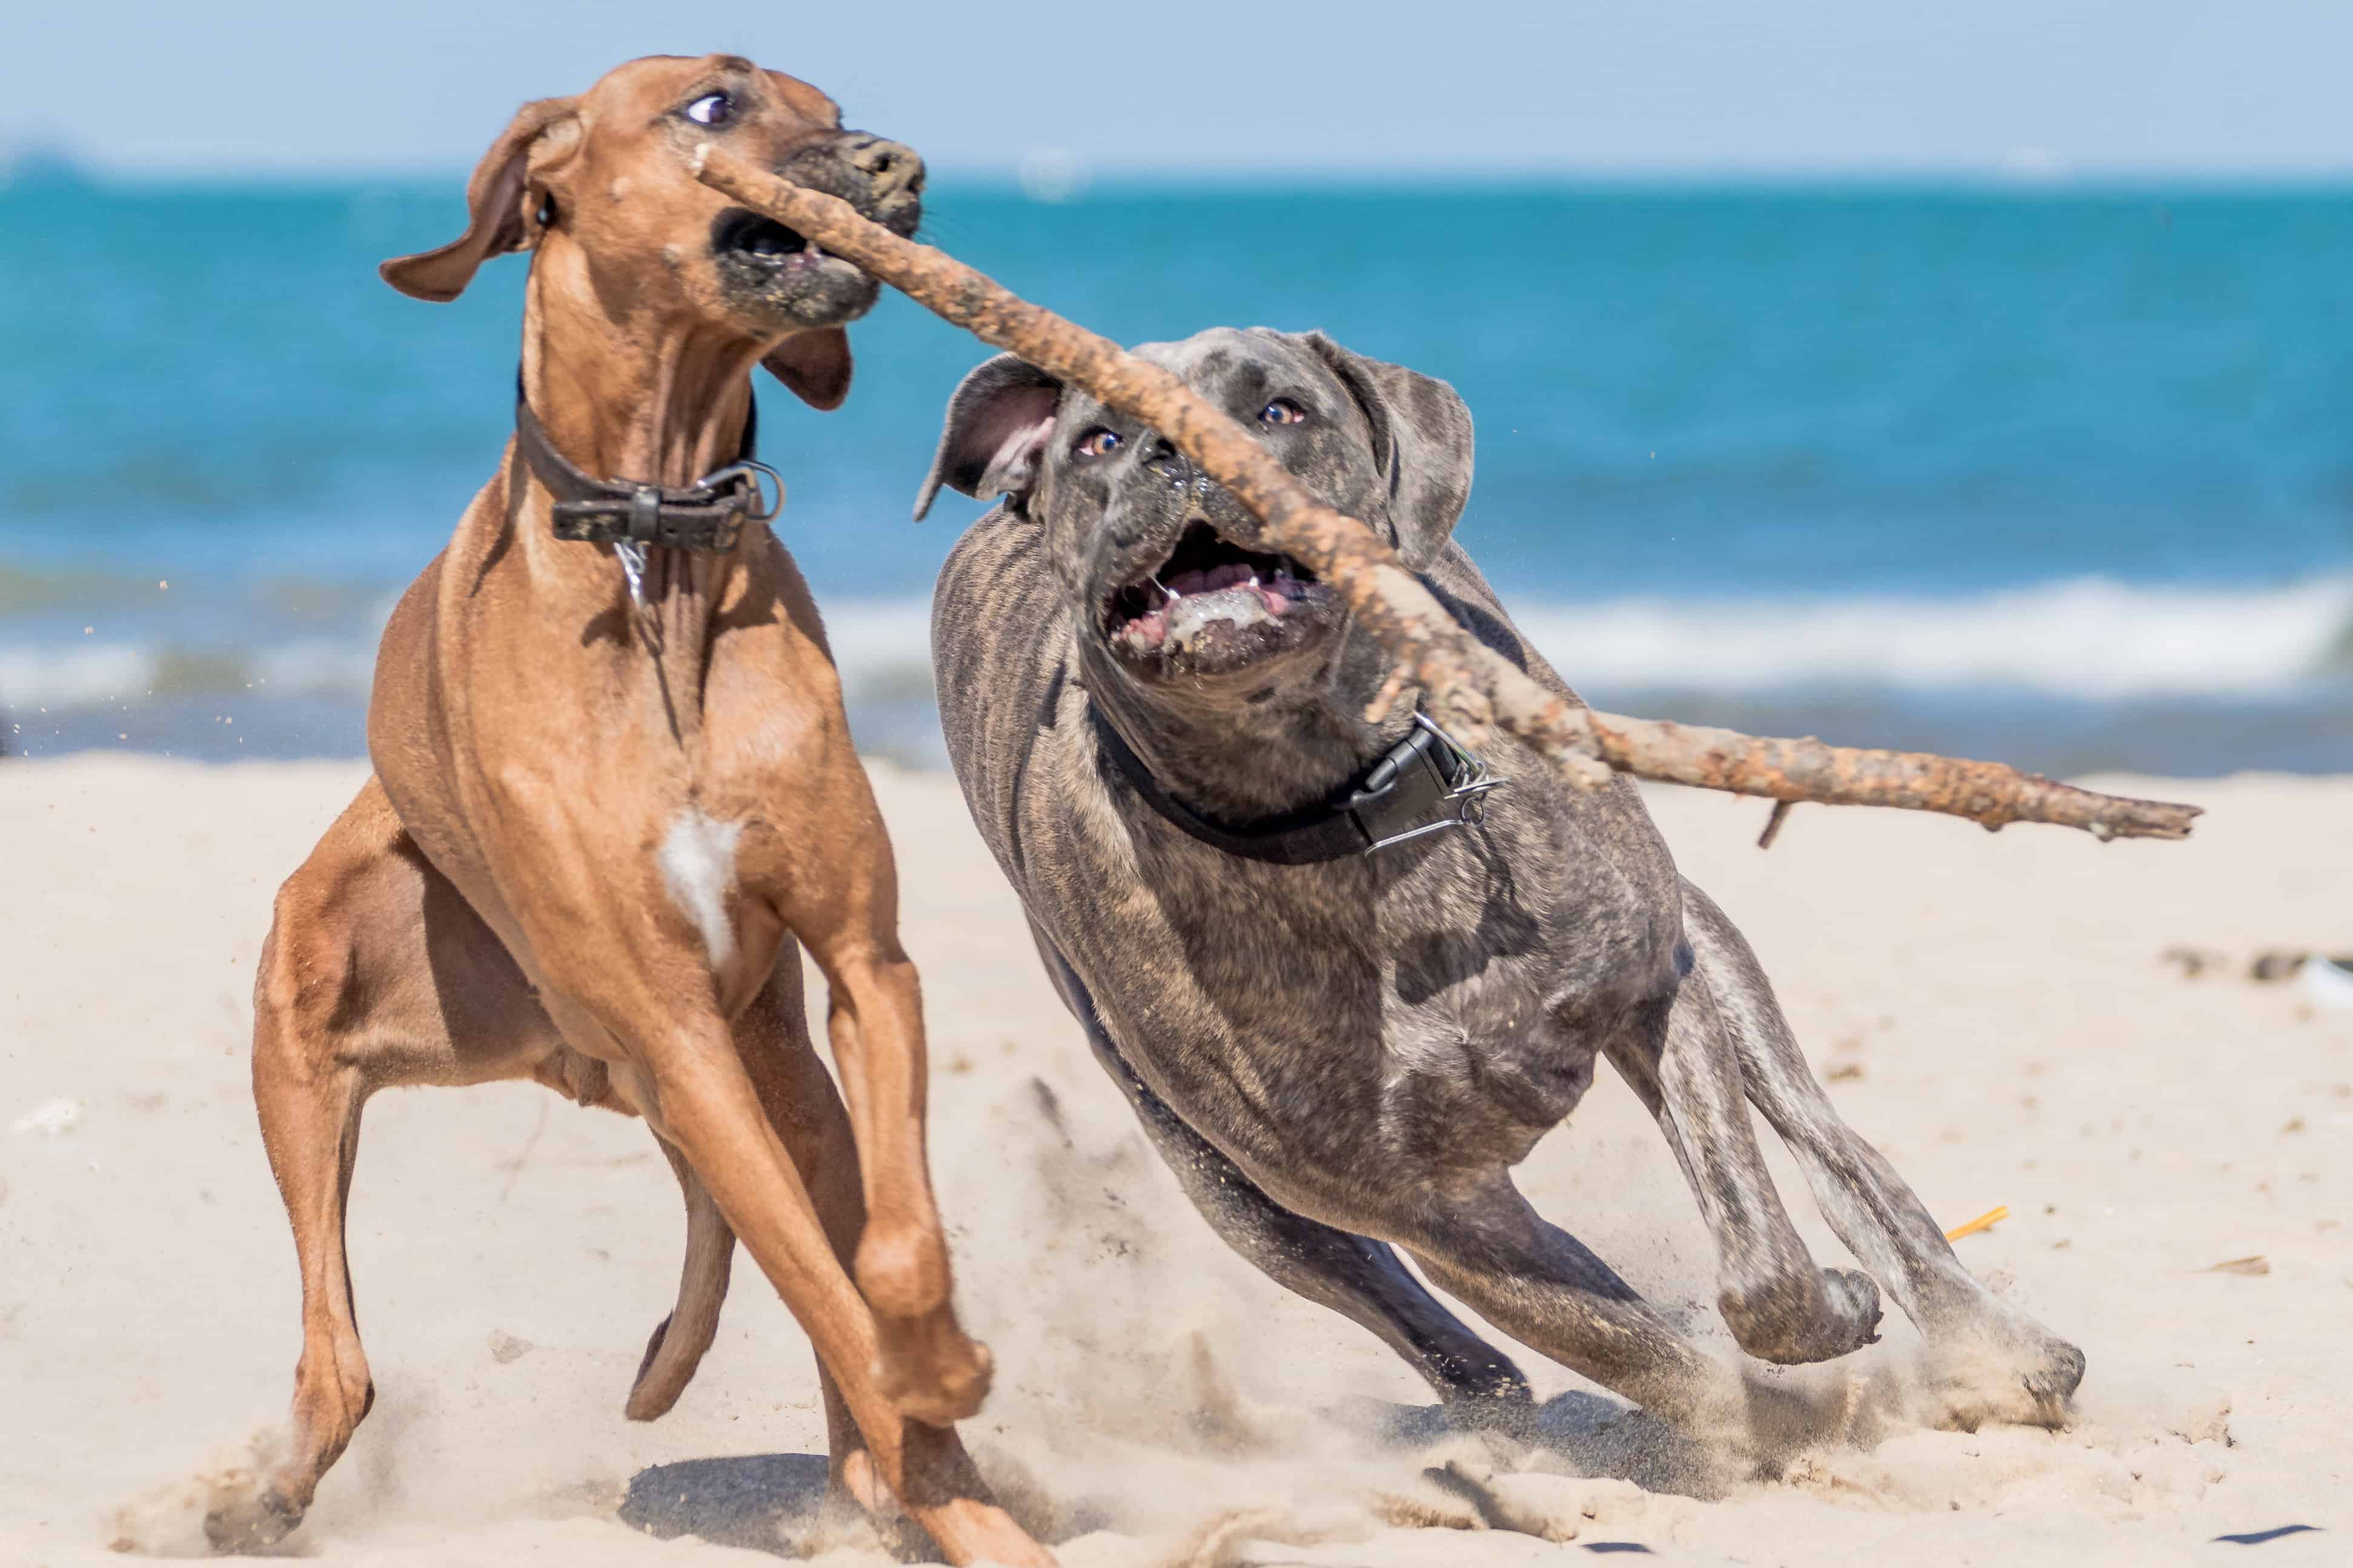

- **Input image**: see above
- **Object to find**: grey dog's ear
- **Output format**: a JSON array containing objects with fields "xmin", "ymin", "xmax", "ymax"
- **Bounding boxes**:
[
  {"xmin": 1299, "ymin": 331, "xmax": 1473, "ymax": 570},
  {"xmin": 381, "ymin": 97, "xmax": 579, "ymax": 302},
  {"xmin": 914, "ymin": 354, "xmax": 1063, "ymax": 521}
]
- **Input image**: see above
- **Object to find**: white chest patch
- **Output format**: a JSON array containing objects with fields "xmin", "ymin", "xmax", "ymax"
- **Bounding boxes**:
[{"xmin": 657, "ymin": 808, "xmax": 745, "ymax": 970}]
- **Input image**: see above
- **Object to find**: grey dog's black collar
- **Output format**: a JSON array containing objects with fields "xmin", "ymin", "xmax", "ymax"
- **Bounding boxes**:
[
  {"xmin": 514, "ymin": 377, "xmax": 781, "ymax": 554},
  {"xmin": 1090, "ymin": 703, "xmax": 1502, "ymax": 864}
]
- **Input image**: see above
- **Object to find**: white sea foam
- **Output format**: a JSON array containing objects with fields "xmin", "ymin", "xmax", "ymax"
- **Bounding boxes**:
[
  {"xmin": 0, "ymin": 643, "xmax": 156, "ymax": 710},
  {"xmin": 823, "ymin": 576, "xmax": 2353, "ymax": 705},
  {"xmin": 1, "ymin": 576, "xmax": 2345, "ymax": 717},
  {"xmin": 1507, "ymin": 574, "xmax": 2353, "ymax": 700}
]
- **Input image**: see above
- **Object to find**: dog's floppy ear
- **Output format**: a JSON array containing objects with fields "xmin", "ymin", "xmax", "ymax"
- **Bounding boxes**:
[
  {"xmin": 763, "ymin": 327, "xmax": 853, "ymax": 411},
  {"xmin": 1299, "ymin": 331, "xmax": 1473, "ymax": 570},
  {"xmin": 913, "ymin": 353, "xmax": 1063, "ymax": 521},
  {"xmin": 380, "ymin": 97, "xmax": 579, "ymax": 302}
]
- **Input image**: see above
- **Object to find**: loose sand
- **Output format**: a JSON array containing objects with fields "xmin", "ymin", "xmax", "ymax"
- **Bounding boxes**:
[{"xmin": 2, "ymin": 755, "xmax": 2345, "ymax": 1566}]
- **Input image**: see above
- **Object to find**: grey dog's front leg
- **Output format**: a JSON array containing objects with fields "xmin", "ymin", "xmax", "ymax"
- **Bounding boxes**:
[
  {"xmin": 1028, "ymin": 923, "xmax": 1532, "ymax": 1417},
  {"xmin": 1605, "ymin": 961, "xmax": 1883, "ymax": 1365},
  {"xmin": 1678, "ymin": 882, "xmax": 2085, "ymax": 1422}
]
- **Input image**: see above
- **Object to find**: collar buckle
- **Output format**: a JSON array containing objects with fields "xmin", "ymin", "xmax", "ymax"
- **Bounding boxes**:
[
  {"xmin": 518, "ymin": 378, "xmax": 773, "ymax": 557},
  {"xmin": 1090, "ymin": 700, "xmax": 1507, "ymax": 867},
  {"xmin": 1350, "ymin": 712, "xmax": 1505, "ymax": 854}
]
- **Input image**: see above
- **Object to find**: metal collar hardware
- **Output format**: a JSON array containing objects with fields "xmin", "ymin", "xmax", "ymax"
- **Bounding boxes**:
[
  {"xmin": 513, "ymin": 380, "xmax": 782, "ymax": 557},
  {"xmin": 1091, "ymin": 704, "xmax": 1504, "ymax": 866}
]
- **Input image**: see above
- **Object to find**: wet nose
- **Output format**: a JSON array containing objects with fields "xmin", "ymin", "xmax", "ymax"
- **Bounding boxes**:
[
  {"xmin": 841, "ymin": 134, "xmax": 925, "ymax": 201},
  {"xmin": 1144, "ymin": 435, "xmax": 1213, "ymax": 493}
]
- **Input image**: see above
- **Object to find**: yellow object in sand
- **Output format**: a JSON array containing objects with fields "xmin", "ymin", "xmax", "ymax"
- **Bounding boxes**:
[{"xmin": 1944, "ymin": 1205, "xmax": 2010, "ymax": 1242}]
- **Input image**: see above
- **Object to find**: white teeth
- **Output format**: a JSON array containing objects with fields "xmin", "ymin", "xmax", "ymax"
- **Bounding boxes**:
[{"xmin": 1246, "ymin": 573, "xmax": 1260, "ymax": 588}]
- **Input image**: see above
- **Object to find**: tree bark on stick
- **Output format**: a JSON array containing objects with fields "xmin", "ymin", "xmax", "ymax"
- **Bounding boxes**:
[{"xmin": 694, "ymin": 144, "xmax": 2201, "ymax": 843}]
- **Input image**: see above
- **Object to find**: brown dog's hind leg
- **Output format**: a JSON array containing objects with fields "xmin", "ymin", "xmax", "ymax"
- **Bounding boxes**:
[
  {"xmin": 1679, "ymin": 881, "xmax": 2084, "ymax": 1425},
  {"xmin": 624, "ymin": 1134, "xmax": 736, "ymax": 1421},
  {"xmin": 210, "ymin": 778, "xmax": 557, "ymax": 1553},
  {"xmin": 208, "ymin": 1004, "xmax": 371, "ymax": 1553},
  {"xmin": 1605, "ymin": 964, "xmax": 1883, "ymax": 1367}
]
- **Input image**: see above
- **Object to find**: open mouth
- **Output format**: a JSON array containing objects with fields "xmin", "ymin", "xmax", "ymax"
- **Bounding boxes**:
[
  {"xmin": 1103, "ymin": 519, "xmax": 1331, "ymax": 660},
  {"xmin": 714, "ymin": 209, "xmax": 830, "ymax": 271}
]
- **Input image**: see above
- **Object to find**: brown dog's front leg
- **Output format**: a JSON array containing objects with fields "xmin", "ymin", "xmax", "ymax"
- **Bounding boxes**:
[
  {"xmin": 1606, "ymin": 970, "xmax": 1882, "ymax": 1367},
  {"xmin": 634, "ymin": 1013, "xmax": 1048, "ymax": 1567},
  {"xmin": 774, "ymin": 776, "xmax": 992, "ymax": 1432}
]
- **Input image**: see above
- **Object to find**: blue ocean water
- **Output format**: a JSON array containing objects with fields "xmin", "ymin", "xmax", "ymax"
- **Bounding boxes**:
[{"xmin": 2, "ymin": 176, "xmax": 2348, "ymax": 772}]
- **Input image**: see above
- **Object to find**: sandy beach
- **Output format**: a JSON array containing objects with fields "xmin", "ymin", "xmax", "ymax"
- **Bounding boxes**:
[{"xmin": 2, "ymin": 754, "xmax": 2345, "ymax": 1567}]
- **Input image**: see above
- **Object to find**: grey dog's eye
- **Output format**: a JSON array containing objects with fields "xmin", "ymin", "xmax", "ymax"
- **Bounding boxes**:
[
  {"xmin": 1074, "ymin": 428, "xmax": 1122, "ymax": 460},
  {"xmin": 686, "ymin": 93, "xmax": 733, "ymax": 127},
  {"xmin": 1260, "ymin": 399, "xmax": 1306, "ymax": 426}
]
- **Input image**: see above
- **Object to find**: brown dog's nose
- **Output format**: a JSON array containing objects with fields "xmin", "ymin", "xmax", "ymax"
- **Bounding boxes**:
[{"xmin": 843, "ymin": 134, "xmax": 925, "ymax": 200}]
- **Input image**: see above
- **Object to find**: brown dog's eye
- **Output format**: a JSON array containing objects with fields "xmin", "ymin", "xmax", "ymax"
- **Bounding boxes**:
[
  {"xmin": 685, "ymin": 93, "xmax": 733, "ymax": 127},
  {"xmin": 1074, "ymin": 428, "xmax": 1123, "ymax": 460},
  {"xmin": 1260, "ymin": 399, "xmax": 1306, "ymax": 426}
]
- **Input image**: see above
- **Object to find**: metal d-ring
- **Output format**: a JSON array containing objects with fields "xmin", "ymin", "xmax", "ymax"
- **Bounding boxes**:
[
  {"xmin": 1359, "ymin": 712, "xmax": 1507, "ymax": 853},
  {"xmin": 695, "ymin": 458, "xmax": 785, "ymax": 522}
]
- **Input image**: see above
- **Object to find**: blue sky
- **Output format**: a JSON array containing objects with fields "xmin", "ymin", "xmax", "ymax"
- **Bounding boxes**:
[{"xmin": 8, "ymin": 1, "xmax": 2349, "ymax": 179}]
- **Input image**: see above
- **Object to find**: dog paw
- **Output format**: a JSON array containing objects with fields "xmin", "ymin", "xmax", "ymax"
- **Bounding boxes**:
[
  {"xmin": 1920, "ymin": 1318, "xmax": 2086, "ymax": 1432},
  {"xmin": 202, "ymin": 1486, "xmax": 302, "ymax": 1555},
  {"xmin": 874, "ymin": 1320, "xmax": 995, "ymax": 1427},
  {"xmin": 1719, "ymin": 1266, "xmax": 1883, "ymax": 1366},
  {"xmin": 1813, "ymin": 1266, "xmax": 1886, "ymax": 1357}
]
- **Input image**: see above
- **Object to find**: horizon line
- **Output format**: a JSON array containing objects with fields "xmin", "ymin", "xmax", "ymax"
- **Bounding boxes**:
[{"xmin": 9, "ymin": 157, "xmax": 2353, "ymax": 198}]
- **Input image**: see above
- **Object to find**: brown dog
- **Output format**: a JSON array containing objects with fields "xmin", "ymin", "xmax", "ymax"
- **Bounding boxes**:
[{"xmin": 209, "ymin": 56, "xmax": 1050, "ymax": 1567}]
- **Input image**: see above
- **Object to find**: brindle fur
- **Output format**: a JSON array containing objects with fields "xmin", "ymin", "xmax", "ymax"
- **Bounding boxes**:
[{"xmin": 923, "ymin": 326, "xmax": 2084, "ymax": 1449}]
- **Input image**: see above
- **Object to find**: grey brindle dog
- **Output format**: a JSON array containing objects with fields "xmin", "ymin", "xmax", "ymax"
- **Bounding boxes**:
[{"xmin": 916, "ymin": 327, "xmax": 2084, "ymax": 1449}]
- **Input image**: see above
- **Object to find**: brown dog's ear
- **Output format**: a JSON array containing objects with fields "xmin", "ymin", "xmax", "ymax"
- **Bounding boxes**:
[
  {"xmin": 380, "ymin": 97, "xmax": 578, "ymax": 302},
  {"xmin": 913, "ymin": 353, "xmax": 1064, "ymax": 521},
  {"xmin": 762, "ymin": 328, "xmax": 854, "ymax": 410},
  {"xmin": 1298, "ymin": 331, "xmax": 1473, "ymax": 571}
]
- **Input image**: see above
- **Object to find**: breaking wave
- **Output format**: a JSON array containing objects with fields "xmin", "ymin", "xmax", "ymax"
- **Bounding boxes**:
[{"xmin": 2, "ymin": 575, "xmax": 2345, "ymax": 721}]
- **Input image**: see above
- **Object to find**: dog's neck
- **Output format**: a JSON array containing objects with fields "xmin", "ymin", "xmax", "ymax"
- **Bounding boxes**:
[
  {"xmin": 1080, "ymin": 627, "xmax": 1415, "ymax": 825},
  {"xmin": 509, "ymin": 256, "xmax": 772, "ymax": 748},
  {"xmin": 518, "ymin": 256, "xmax": 762, "ymax": 491}
]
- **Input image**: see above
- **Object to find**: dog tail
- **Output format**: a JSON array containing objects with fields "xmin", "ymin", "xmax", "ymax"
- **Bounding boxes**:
[{"xmin": 625, "ymin": 1138, "xmax": 736, "ymax": 1421}]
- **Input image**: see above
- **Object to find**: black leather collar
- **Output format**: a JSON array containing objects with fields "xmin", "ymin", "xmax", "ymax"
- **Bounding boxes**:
[
  {"xmin": 513, "ymin": 378, "xmax": 781, "ymax": 555},
  {"xmin": 1090, "ymin": 703, "xmax": 1502, "ymax": 865}
]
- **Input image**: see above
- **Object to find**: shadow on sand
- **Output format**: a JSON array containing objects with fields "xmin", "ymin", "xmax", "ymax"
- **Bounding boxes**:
[
  {"xmin": 619, "ymin": 1453, "xmax": 838, "ymax": 1555},
  {"xmin": 616, "ymin": 1389, "xmax": 1711, "ymax": 1558}
]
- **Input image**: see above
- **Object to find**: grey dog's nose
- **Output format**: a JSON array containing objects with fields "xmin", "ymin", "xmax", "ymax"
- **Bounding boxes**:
[
  {"xmin": 842, "ymin": 135, "xmax": 925, "ymax": 200},
  {"xmin": 1146, "ymin": 435, "xmax": 1210, "ymax": 488}
]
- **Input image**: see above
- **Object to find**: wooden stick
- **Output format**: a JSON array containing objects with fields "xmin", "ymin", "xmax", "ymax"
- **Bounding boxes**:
[{"xmin": 694, "ymin": 145, "xmax": 2202, "ymax": 843}]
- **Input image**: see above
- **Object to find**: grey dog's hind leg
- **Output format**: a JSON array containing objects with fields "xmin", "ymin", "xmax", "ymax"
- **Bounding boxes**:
[
  {"xmin": 1029, "ymin": 923, "xmax": 1532, "ymax": 1417},
  {"xmin": 1679, "ymin": 881, "xmax": 2085, "ymax": 1422},
  {"xmin": 1605, "ymin": 954, "xmax": 1883, "ymax": 1365}
]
